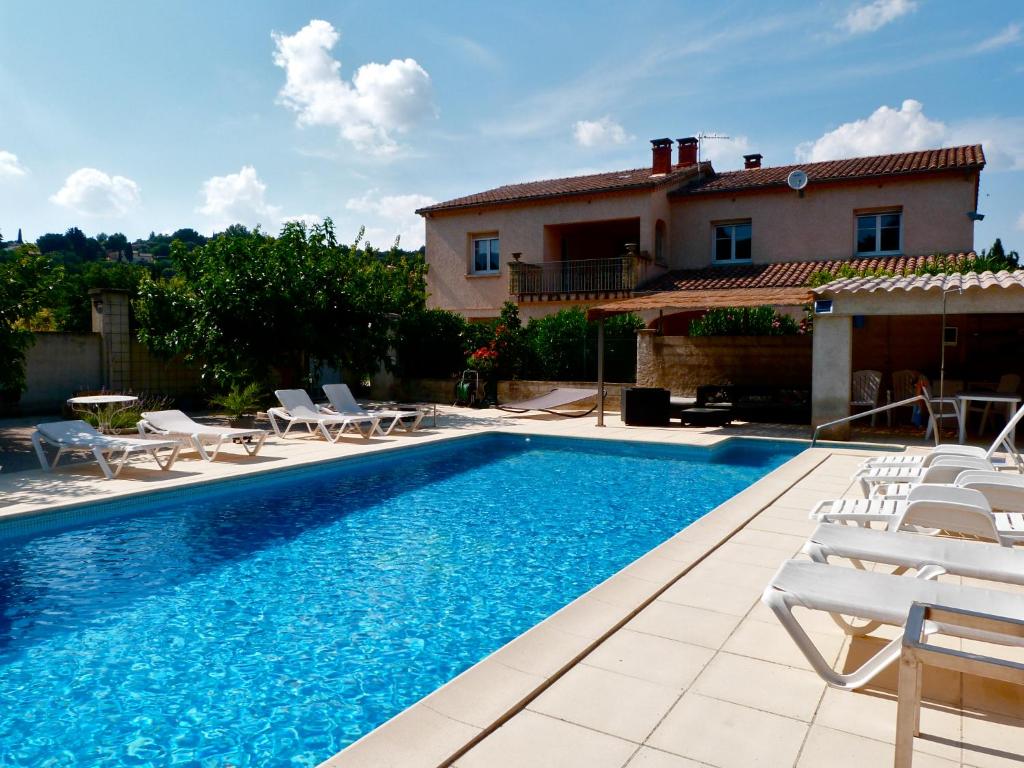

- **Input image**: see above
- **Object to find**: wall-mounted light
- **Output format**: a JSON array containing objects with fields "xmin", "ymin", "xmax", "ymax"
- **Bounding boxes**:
[
  {"xmin": 967, "ymin": 211, "xmax": 985, "ymax": 221},
  {"xmin": 91, "ymin": 297, "xmax": 104, "ymax": 314}
]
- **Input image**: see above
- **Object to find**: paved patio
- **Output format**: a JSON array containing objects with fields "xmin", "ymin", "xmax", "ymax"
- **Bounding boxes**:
[{"xmin": 1, "ymin": 408, "xmax": 1020, "ymax": 767}]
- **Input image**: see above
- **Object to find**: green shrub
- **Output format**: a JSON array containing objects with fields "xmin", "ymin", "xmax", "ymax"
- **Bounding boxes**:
[
  {"xmin": 395, "ymin": 309, "xmax": 468, "ymax": 378},
  {"xmin": 689, "ymin": 306, "xmax": 800, "ymax": 336},
  {"xmin": 209, "ymin": 383, "xmax": 263, "ymax": 419},
  {"xmin": 524, "ymin": 307, "xmax": 643, "ymax": 381}
]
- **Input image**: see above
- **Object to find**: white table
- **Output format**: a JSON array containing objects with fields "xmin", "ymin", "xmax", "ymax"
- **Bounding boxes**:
[
  {"xmin": 956, "ymin": 392, "xmax": 1022, "ymax": 445},
  {"xmin": 67, "ymin": 394, "xmax": 139, "ymax": 434}
]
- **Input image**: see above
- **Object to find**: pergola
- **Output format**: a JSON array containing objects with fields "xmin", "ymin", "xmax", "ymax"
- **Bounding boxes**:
[{"xmin": 586, "ymin": 286, "xmax": 813, "ymax": 425}]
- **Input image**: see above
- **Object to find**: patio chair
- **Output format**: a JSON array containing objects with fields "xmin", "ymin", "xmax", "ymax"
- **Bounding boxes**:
[
  {"xmin": 856, "ymin": 454, "xmax": 997, "ymax": 497},
  {"xmin": 859, "ymin": 400, "xmax": 1024, "ymax": 471},
  {"xmin": 888, "ymin": 369, "xmax": 921, "ymax": 426},
  {"xmin": 762, "ymin": 559, "xmax": 1024, "ymax": 689},
  {"xmin": 137, "ymin": 410, "xmax": 268, "ymax": 461},
  {"xmin": 924, "ymin": 379, "xmax": 964, "ymax": 441},
  {"xmin": 966, "ymin": 373, "xmax": 1021, "ymax": 435},
  {"xmin": 32, "ymin": 419, "xmax": 181, "ymax": 480},
  {"xmin": 268, "ymin": 389, "xmax": 379, "ymax": 442},
  {"xmin": 850, "ymin": 370, "xmax": 882, "ymax": 426},
  {"xmin": 322, "ymin": 383, "xmax": 424, "ymax": 435},
  {"xmin": 811, "ymin": 473, "xmax": 1024, "ymax": 540}
]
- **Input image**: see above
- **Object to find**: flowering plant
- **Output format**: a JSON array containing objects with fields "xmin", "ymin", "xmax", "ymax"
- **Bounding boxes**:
[{"xmin": 467, "ymin": 345, "xmax": 499, "ymax": 374}]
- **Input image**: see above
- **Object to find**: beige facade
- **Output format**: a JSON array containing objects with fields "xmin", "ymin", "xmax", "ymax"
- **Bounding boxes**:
[
  {"xmin": 670, "ymin": 173, "xmax": 978, "ymax": 269},
  {"xmin": 422, "ymin": 165, "xmax": 980, "ymax": 320}
]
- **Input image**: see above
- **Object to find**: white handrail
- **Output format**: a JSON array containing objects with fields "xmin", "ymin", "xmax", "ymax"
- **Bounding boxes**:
[{"xmin": 811, "ymin": 395, "xmax": 938, "ymax": 447}]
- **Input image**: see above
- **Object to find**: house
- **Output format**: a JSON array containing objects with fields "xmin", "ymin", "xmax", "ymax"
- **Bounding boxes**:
[{"xmin": 416, "ymin": 138, "xmax": 985, "ymax": 321}]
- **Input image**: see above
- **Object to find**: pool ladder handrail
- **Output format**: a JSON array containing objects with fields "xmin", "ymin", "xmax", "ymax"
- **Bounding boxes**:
[{"xmin": 811, "ymin": 394, "xmax": 940, "ymax": 447}]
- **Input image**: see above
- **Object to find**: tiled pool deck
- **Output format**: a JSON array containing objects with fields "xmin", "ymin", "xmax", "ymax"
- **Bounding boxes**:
[{"xmin": 1, "ymin": 409, "xmax": 1021, "ymax": 767}]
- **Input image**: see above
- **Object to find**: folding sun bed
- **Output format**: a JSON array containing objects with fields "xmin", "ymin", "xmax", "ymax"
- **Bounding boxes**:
[
  {"xmin": 32, "ymin": 419, "xmax": 181, "ymax": 479},
  {"xmin": 497, "ymin": 387, "xmax": 600, "ymax": 417},
  {"xmin": 811, "ymin": 478, "xmax": 1024, "ymax": 542},
  {"xmin": 137, "ymin": 409, "xmax": 268, "ymax": 461},
  {"xmin": 268, "ymin": 389, "xmax": 380, "ymax": 442},
  {"xmin": 322, "ymin": 383, "xmax": 424, "ymax": 435}
]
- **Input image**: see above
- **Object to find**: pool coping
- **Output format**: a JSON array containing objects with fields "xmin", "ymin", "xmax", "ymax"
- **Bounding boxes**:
[{"xmin": 319, "ymin": 442, "xmax": 860, "ymax": 768}]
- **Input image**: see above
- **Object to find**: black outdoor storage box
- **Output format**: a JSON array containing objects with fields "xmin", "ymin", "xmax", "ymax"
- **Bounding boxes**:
[{"xmin": 621, "ymin": 387, "xmax": 671, "ymax": 426}]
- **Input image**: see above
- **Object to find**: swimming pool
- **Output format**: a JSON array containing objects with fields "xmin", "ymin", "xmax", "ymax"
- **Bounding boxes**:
[{"xmin": 0, "ymin": 434, "xmax": 802, "ymax": 766}]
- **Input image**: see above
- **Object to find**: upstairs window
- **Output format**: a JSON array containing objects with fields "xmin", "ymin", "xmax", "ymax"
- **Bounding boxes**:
[
  {"xmin": 472, "ymin": 236, "xmax": 500, "ymax": 274},
  {"xmin": 713, "ymin": 221, "xmax": 752, "ymax": 263},
  {"xmin": 856, "ymin": 211, "xmax": 902, "ymax": 255}
]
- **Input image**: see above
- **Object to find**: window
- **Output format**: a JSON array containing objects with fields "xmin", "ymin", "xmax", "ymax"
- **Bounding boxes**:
[
  {"xmin": 713, "ymin": 221, "xmax": 751, "ymax": 263},
  {"xmin": 472, "ymin": 236, "xmax": 500, "ymax": 274},
  {"xmin": 856, "ymin": 211, "xmax": 902, "ymax": 255}
]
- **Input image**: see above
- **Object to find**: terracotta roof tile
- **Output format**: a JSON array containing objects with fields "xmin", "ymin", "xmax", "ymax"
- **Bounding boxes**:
[
  {"xmin": 672, "ymin": 145, "xmax": 985, "ymax": 197},
  {"xmin": 645, "ymin": 253, "xmax": 979, "ymax": 292},
  {"xmin": 814, "ymin": 269, "xmax": 1024, "ymax": 295},
  {"xmin": 416, "ymin": 163, "xmax": 708, "ymax": 214}
]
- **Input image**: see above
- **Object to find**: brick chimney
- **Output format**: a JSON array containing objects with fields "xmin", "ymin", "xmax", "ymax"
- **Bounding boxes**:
[
  {"xmin": 743, "ymin": 153, "xmax": 763, "ymax": 170},
  {"xmin": 676, "ymin": 137, "xmax": 698, "ymax": 168},
  {"xmin": 651, "ymin": 138, "xmax": 673, "ymax": 175}
]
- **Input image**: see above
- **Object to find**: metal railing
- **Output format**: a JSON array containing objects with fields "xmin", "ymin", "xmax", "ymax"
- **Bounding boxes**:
[
  {"xmin": 811, "ymin": 395, "xmax": 939, "ymax": 447},
  {"xmin": 508, "ymin": 254, "xmax": 639, "ymax": 296}
]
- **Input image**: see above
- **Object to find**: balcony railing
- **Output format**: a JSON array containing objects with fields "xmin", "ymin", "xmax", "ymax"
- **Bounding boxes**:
[{"xmin": 508, "ymin": 255, "xmax": 640, "ymax": 297}]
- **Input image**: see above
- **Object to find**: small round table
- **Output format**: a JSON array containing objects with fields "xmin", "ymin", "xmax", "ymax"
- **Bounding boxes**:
[{"xmin": 67, "ymin": 394, "xmax": 139, "ymax": 434}]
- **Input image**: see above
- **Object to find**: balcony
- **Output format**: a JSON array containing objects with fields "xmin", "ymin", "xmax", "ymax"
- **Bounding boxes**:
[{"xmin": 508, "ymin": 254, "xmax": 643, "ymax": 300}]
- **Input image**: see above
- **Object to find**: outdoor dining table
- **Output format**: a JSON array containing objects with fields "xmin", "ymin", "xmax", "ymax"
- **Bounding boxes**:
[
  {"xmin": 956, "ymin": 391, "xmax": 1022, "ymax": 445},
  {"xmin": 66, "ymin": 394, "xmax": 139, "ymax": 434}
]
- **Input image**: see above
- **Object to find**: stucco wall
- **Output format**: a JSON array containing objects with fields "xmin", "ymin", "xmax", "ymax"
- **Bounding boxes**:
[
  {"xmin": 668, "ymin": 172, "xmax": 978, "ymax": 270},
  {"xmin": 21, "ymin": 333, "xmax": 103, "ymax": 411},
  {"xmin": 636, "ymin": 331, "xmax": 813, "ymax": 396},
  {"xmin": 423, "ymin": 188, "xmax": 671, "ymax": 318}
]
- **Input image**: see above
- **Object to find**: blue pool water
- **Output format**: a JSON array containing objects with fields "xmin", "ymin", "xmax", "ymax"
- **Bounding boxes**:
[{"xmin": 0, "ymin": 434, "xmax": 801, "ymax": 766}]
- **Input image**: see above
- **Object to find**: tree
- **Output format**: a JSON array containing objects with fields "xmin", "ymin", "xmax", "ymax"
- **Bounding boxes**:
[
  {"xmin": 0, "ymin": 246, "xmax": 60, "ymax": 398},
  {"xmin": 135, "ymin": 218, "xmax": 428, "ymax": 388},
  {"xmin": 982, "ymin": 237, "xmax": 1020, "ymax": 269},
  {"xmin": 107, "ymin": 232, "xmax": 130, "ymax": 262}
]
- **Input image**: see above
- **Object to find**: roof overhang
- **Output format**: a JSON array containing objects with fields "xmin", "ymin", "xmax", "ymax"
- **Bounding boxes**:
[
  {"xmin": 811, "ymin": 270, "xmax": 1024, "ymax": 316},
  {"xmin": 586, "ymin": 287, "xmax": 812, "ymax": 320}
]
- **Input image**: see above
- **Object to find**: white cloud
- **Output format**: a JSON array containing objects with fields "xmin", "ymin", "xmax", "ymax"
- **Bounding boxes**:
[
  {"xmin": 346, "ymin": 191, "xmax": 436, "ymax": 249},
  {"xmin": 272, "ymin": 19, "xmax": 436, "ymax": 156},
  {"xmin": 975, "ymin": 22, "xmax": 1022, "ymax": 53},
  {"xmin": 198, "ymin": 166, "xmax": 281, "ymax": 229},
  {"xmin": 795, "ymin": 99, "xmax": 945, "ymax": 161},
  {"xmin": 0, "ymin": 151, "xmax": 27, "ymax": 178},
  {"xmin": 839, "ymin": 0, "xmax": 916, "ymax": 34},
  {"xmin": 796, "ymin": 99, "xmax": 1024, "ymax": 172},
  {"xmin": 573, "ymin": 117, "xmax": 631, "ymax": 148},
  {"xmin": 699, "ymin": 135, "xmax": 753, "ymax": 170},
  {"xmin": 50, "ymin": 168, "xmax": 140, "ymax": 217}
]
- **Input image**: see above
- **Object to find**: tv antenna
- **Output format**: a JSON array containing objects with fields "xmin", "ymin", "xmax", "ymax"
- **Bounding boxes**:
[{"xmin": 695, "ymin": 132, "xmax": 731, "ymax": 165}]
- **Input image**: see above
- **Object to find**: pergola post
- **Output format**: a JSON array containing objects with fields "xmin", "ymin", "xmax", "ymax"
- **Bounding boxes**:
[
  {"xmin": 596, "ymin": 317, "xmax": 605, "ymax": 427},
  {"xmin": 811, "ymin": 314, "xmax": 853, "ymax": 440}
]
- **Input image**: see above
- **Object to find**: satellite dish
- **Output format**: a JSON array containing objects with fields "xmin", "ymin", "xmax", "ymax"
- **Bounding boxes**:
[{"xmin": 787, "ymin": 169, "xmax": 809, "ymax": 191}]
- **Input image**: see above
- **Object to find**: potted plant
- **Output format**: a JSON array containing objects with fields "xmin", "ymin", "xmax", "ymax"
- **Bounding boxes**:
[{"xmin": 210, "ymin": 383, "xmax": 263, "ymax": 428}]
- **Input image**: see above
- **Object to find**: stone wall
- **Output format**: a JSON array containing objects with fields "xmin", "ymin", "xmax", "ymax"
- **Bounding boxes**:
[
  {"xmin": 386, "ymin": 377, "xmax": 627, "ymax": 410},
  {"xmin": 636, "ymin": 330, "xmax": 812, "ymax": 396},
  {"xmin": 20, "ymin": 333, "xmax": 103, "ymax": 412}
]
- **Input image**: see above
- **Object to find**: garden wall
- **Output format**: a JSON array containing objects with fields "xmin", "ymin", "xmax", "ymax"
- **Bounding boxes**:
[
  {"xmin": 21, "ymin": 333, "xmax": 103, "ymax": 411},
  {"xmin": 636, "ymin": 331, "xmax": 812, "ymax": 396},
  {"xmin": 385, "ymin": 377, "xmax": 627, "ymax": 411}
]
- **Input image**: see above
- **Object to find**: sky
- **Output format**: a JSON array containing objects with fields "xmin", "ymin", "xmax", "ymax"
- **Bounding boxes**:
[{"xmin": 0, "ymin": 0, "xmax": 1022, "ymax": 252}]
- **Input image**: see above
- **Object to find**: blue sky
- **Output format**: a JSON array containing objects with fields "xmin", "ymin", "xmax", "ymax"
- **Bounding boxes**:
[{"xmin": 0, "ymin": 0, "xmax": 1021, "ymax": 251}]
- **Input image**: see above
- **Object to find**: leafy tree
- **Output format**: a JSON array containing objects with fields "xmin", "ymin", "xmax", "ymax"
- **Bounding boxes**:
[
  {"xmin": 395, "ymin": 309, "xmax": 467, "ymax": 378},
  {"xmin": 135, "ymin": 218, "xmax": 428, "ymax": 388},
  {"xmin": 107, "ymin": 232, "xmax": 130, "ymax": 262},
  {"xmin": 0, "ymin": 246, "xmax": 61, "ymax": 398},
  {"xmin": 37, "ymin": 232, "xmax": 69, "ymax": 255},
  {"xmin": 170, "ymin": 228, "xmax": 206, "ymax": 248}
]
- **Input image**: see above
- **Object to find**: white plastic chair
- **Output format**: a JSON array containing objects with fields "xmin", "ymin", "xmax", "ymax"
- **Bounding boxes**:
[
  {"xmin": 32, "ymin": 420, "xmax": 180, "ymax": 479},
  {"xmin": 851, "ymin": 370, "xmax": 882, "ymax": 426},
  {"xmin": 322, "ymin": 384, "xmax": 424, "ymax": 435},
  {"xmin": 138, "ymin": 410, "xmax": 268, "ymax": 461}
]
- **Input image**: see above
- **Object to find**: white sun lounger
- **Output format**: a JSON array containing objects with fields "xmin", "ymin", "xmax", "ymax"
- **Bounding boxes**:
[
  {"xmin": 859, "ymin": 400, "xmax": 1024, "ymax": 471},
  {"xmin": 763, "ymin": 559, "xmax": 1024, "ymax": 689},
  {"xmin": 803, "ymin": 523, "xmax": 1024, "ymax": 578},
  {"xmin": 856, "ymin": 454, "xmax": 1000, "ymax": 497},
  {"xmin": 811, "ymin": 480, "xmax": 1024, "ymax": 541},
  {"xmin": 268, "ymin": 389, "xmax": 379, "ymax": 442},
  {"xmin": 32, "ymin": 419, "xmax": 181, "ymax": 479},
  {"xmin": 137, "ymin": 409, "xmax": 268, "ymax": 461},
  {"xmin": 322, "ymin": 383, "xmax": 424, "ymax": 435}
]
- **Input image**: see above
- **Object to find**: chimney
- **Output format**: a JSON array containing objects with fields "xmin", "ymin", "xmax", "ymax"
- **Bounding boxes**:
[
  {"xmin": 743, "ymin": 153, "xmax": 763, "ymax": 170},
  {"xmin": 651, "ymin": 138, "xmax": 673, "ymax": 175},
  {"xmin": 676, "ymin": 137, "xmax": 698, "ymax": 168}
]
